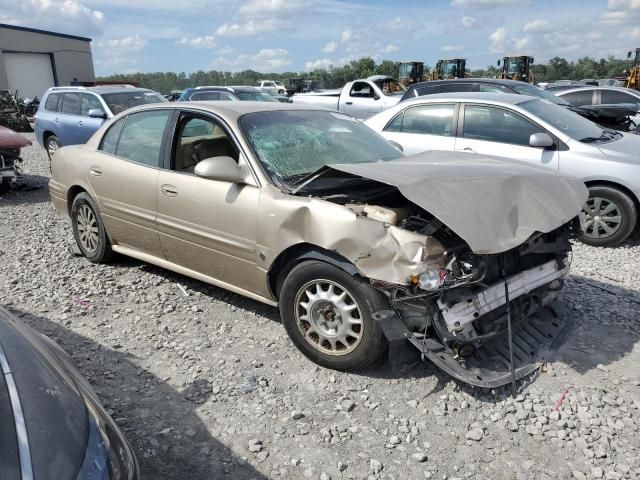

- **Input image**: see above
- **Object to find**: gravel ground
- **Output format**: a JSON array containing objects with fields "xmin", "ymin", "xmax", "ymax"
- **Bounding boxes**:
[{"xmin": 2, "ymin": 135, "xmax": 640, "ymax": 480}]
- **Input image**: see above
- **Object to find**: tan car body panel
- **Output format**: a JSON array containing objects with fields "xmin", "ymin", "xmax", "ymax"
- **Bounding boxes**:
[{"xmin": 50, "ymin": 103, "xmax": 443, "ymax": 306}]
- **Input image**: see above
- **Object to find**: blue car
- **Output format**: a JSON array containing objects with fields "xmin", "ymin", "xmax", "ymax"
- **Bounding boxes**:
[{"xmin": 34, "ymin": 85, "xmax": 165, "ymax": 161}]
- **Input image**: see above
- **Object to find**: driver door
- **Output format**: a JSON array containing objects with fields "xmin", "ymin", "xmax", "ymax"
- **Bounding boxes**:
[
  {"xmin": 342, "ymin": 82, "xmax": 382, "ymax": 119},
  {"xmin": 156, "ymin": 111, "xmax": 263, "ymax": 293},
  {"xmin": 455, "ymin": 103, "xmax": 559, "ymax": 170}
]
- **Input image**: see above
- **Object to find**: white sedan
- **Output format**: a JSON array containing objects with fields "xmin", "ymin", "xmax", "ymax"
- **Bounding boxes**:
[{"xmin": 365, "ymin": 92, "xmax": 640, "ymax": 247}]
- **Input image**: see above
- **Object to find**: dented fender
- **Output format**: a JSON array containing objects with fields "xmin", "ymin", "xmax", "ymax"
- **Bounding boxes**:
[{"xmin": 256, "ymin": 185, "xmax": 445, "ymax": 287}]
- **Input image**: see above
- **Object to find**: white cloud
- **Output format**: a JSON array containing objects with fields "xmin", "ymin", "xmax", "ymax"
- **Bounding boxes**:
[
  {"xmin": 381, "ymin": 44, "xmax": 399, "ymax": 53},
  {"xmin": 461, "ymin": 15, "xmax": 476, "ymax": 27},
  {"xmin": 489, "ymin": 27, "xmax": 508, "ymax": 53},
  {"xmin": 217, "ymin": 47, "xmax": 291, "ymax": 71},
  {"xmin": 340, "ymin": 30, "xmax": 352, "ymax": 42},
  {"xmin": 523, "ymin": 19, "xmax": 552, "ymax": 33},
  {"xmin": 0, "ymin": 0, "xmax": 104, "ymax": 37},
  {"xmin": 177, "ymin": 35, "xmax": 217, "ymax": 49},
  {"xmin": 442, "ymin": 45, "xmax": 464, "ymax": 52},
  {"xmin": 99, "ymin": 35, "xmax": 146, "ymax": 51},
  {"xmin": 215, "ymin": 17, "xmax": 284, "ymax": 36},
  {"xmin": 603, "ymin": 0, "xmax": 640, "ymax": 23},
  {"xmin": 452, "ymin": 0, "xmax": 530, "ymax": 6},
  {"xmin": 323, "ymin": 40, "xmax": 338, "ymax": 53},
  {"xmin": 632, "ymin": 27, "xmax": 640, "ymax": 38},
  {"xmin": 381, "ymin": 17, "xmax": 404, "ymax": 31},
  {"xmin": 304, "ymin": 58, "xmax": 333, "ymax": 70},
  {"xmin": 239, "ymin": 0, "xmax": 309, "ymax": 15}
]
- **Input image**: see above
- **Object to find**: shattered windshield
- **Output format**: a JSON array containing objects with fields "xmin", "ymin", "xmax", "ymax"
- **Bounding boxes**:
[
  {"xmin": 239, "ymin": 110, "xmax": 402, "ymax": 187},
  {"xmin": 101, "ymin": 91, "xmax": 165, "ymax": 115}
]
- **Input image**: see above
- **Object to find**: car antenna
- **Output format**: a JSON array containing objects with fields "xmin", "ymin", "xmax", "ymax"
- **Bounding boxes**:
[{"xmin": 502, "ymin": 253, "xmax": 517, "ymax": 398}]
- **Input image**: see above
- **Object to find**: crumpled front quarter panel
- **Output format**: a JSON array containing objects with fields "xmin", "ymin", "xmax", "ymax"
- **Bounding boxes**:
[{"xmin": 257, "ymin": 186, "xmax": 444, "ymax": 285}]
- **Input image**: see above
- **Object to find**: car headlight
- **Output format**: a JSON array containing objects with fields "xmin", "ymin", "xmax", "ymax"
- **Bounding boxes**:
[
  {"xmin": 75, "ymin": 395, "xmax": 139, "ymax": 480},
  {"xmin": 412, "ymin": 267, "xmax": 446, "ymax": 291}
]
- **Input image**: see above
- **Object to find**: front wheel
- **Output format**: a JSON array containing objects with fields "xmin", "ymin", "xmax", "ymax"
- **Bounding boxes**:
[
  {"xmin": 279, "ymin": 260, "xmax": 388, "ymax": 370},
  {"xmin": 71, "ymin": 192, "xmax": 113, "ymax": 263},
  {"xmin": 579, "ymin": 186, "xmax": 637, "ymax": 247}
]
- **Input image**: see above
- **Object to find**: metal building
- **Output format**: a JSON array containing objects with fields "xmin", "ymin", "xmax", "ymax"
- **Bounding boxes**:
[{"xmin": 0, "ymin": 23, "xmax": 95, "ymax": 99}]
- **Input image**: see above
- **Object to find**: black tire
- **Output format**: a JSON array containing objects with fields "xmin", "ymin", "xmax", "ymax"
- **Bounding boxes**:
[
  {"xmin": 279, "ymin": 260, "xmax": 388, "ymax": 370},
  {"xmin": 70, "ymin": 192, "xmax": 113, "ymax": 263},
  {"xmin": 579, "ymin": 185, "xmax": 637, "ymax": 247},
  {"xmin": 0, "ymin": 180, "xmax": 10, "ymax": 194}
]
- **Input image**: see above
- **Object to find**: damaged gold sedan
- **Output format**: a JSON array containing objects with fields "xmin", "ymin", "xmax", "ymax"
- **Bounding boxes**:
[{"xmin": 49, "ymin": 102, "xmax": 588, "ymax": 387}]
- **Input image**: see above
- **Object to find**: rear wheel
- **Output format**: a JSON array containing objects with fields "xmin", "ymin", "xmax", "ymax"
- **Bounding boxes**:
[
  {"xmin": 279, "ymin": 261, "xmax": 388, "ymax": 370},
  {"xmin": 580, "ymin": 186, "xmax": 637, "ymax": 246},
  {"xmin": 71, "ymin": 192, "xmax": 113, "ymax": 263}
]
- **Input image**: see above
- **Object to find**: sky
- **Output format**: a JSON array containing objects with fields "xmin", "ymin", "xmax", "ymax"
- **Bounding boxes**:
[{"xmin": 0, "ymin": 0, "xmax": 639, "ymax": 76}]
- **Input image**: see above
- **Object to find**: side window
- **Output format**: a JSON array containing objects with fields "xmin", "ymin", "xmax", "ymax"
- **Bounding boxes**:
[
  {"xmin": 99, "ymin": 117, "xmax": 126, "ymax": 155},
  {"xmin": 218, "ymin": 92, "xmax": 237, "ymax": 101},
  {"xmin": 463, "ymin": 105, "xmax": 543, "ymax": 146},
  {"xmin": 81, "ymin": 94, "xmax": 103, "ymax": 116},
  {"xmin": 479, "ymin": 84, "xmax": 507, "ymax": 93},
  {"xmin": 601, "ymin": 90, "xmax": 638, "ymax": 105},
  {"xmin": 115, "ymin": 110, "xmax": 171, "ymax": 167},
  {"xmin": 386, "ymin": 104, "xmax": 456, "ymax": 136},
  {"xmin": 414, "ymin": 85, "xmax": 441, "ymax": 97},
  {"xmin": 60, "ymin": 93, "xmax": 81, "ymax": 115},
  {"xmin": 173, "ymin": 114, "xmax": 238, "ymax": 173},
  {"xmin": 384, "ymin": 112, "xmax": 404, "ymax": 132},
  {"xmin": 44, "ymin": 93, "xmax": 61, "ymax": 112},
  {"xmin": 561, "ymin": 90, "xmax": 594, "ymax": 106},
  {"xmin": 349, "ymin": 82, "xmax": 374, "ymax": 98}
]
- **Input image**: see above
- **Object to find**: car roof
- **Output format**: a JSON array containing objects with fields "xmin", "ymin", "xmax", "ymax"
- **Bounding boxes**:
[
  {"xmin": 129, "ymin": 101, "xmax": 331, "ymax": 122},
  {"xmin": 46, "ymin": 85, "xmax": 154, "ymax": 95},
  {"xmin": 558, "ymin": 86, "xmax": 640, "ymax": 95},
  {"xmin": 400, "ymin": 91, "xmax": 534, "ymax": 105},
  {"xmin": 408, "ymin": 78, "xmax": 535, "ymax": 89},
  {"xmin": 192, "ymin": 86, "xmax": 263, "ymax": 93}
]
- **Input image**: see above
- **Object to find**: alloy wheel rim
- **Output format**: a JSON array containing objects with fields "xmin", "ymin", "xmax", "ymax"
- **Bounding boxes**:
[
  {"xmin": 47, "ymin": 138, "xmax": 59, "ymax": 158},
  {"xmin": 294, "ymin": 280, "xmax": 363, "ymax": 356},
  {"xmin": 77, "ymin": 204, "xmax": 99, "ymax": 253},
  {"xmin": 582, "ymin": 196, "xmax": 622, "ymax": 240}
]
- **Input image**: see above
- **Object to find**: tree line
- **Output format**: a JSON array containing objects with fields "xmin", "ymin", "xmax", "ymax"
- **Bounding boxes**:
[{"xmin": 97, "ymin": 55, "xmax": 635, "ymax": 94}]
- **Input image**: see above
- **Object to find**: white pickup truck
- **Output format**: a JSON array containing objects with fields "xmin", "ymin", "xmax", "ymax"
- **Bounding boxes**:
[{"xmin": 291, "ymin": 75, "xmax": 406, "ymax": 119}]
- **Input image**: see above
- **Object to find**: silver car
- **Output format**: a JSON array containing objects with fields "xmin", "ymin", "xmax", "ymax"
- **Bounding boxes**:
[
  {"xmin": 365, "ymin": 92, "xmax": 640, "ymax": 246},
  {"xmin": 555, "ymin": 86, "xmax": 640, "ymax": 126}
]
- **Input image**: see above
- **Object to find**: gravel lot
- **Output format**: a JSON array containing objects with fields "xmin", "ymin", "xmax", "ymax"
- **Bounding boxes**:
[{"xmin": 2, "ymin": 135, "xmax": 640, "ymax": 480}]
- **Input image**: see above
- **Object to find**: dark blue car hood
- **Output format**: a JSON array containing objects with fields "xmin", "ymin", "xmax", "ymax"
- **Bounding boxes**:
[{"xmin": 0, "ymin": 307, "xmax": 88, "ymax": 480}]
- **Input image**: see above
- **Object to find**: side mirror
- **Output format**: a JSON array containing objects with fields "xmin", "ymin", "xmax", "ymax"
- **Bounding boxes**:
[
  {"xmin": 530, "ymin": 57, "xmax": 534, "ymax": 64},
  {"xmin": 628, "ymin": 51, "xmax": 633, "ymax": 59},
  {"xmin": 373, "ymin": 94, "xmax": 381, "ymax": 100},
  {"xmin": 529, "ymin": 132, "xmax": 554, "ymax": 148},
  {"xmin": 194, "ymin": 156, "xmax": 246, "ymax": 183},
  {"xmin": 388, "ymin": 140, "xmax": 403, "ymax": 152},
  {"xmin": 497, "ymin": 60, "xmax": 501, "ymax": 66},
  {"xmin": 88, "ymin": 108, "xmax": 107, "ymax": 119}
]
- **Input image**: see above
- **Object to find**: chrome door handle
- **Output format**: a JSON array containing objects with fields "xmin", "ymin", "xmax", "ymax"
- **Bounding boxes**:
[
  {"xmin": 463, "ymin": 147, "xmax": 476, "ymax": 153},
  {"xmin": 160, "ymin": 184, "xmax": 178, "ymax": 197},
  {"xmin": 89, "ymin": 167, "xmax": 102, "ymax": 176},
  {"xmin": 345, "ymin": 102, "xmax": 353, "ymax": 105}
]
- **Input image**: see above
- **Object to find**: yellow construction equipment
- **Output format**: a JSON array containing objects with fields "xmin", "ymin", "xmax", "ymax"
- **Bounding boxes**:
[
  {"xmin": 627, "ymin": 48, "xmax": 639, "ymax": 90},
  {"xmin": 431, "ymin": 59, "xmax": 467, "ymax": 80},
  {"xmin": 497, "ymin": 56, "xmax": 535, "ymax": 83},
  {"xmin": 398, "ymin": 61, "xmax": 426, "ymax": 86}
]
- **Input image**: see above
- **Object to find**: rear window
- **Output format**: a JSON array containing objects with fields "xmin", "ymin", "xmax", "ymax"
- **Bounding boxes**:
[
  {"xmin": 101, "ymin": 91, "xmax": 165, "ymax": 115},
  {"xmin": 561, "ymin": 90, "xmax": 594, "ymax": 107},
  {"xmin": 44, "ymin": 93, "xmax": 61, "ymax": 112},
  {"xmin": 601, "ymin": 90, "xmax": 639, "ymax": 105}
]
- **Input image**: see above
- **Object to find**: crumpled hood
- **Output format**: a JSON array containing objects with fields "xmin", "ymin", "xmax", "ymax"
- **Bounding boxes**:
[{"xmin": 325, "ymin": 151, "xmax": 588, "ymax": 254}]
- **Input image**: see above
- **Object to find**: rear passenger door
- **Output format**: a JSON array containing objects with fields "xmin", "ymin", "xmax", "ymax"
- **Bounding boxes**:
[
  {"xmin": 454, "ymin": 103, "xmax": 559, "ymax": 170},
  {"xmin": 156, "ymin": 111, "xmax": 262, "ymax": 292},
  {"xmin": 381, "ymin": 103, "xmax": 457, "ymax": 155},
  {"xmin": 87, "ymin": 109, "xmax": 172, "ymax": 257},
  {"xmin": 560, "ymin": 89, "xmax": 596, "ymax": 106}
]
